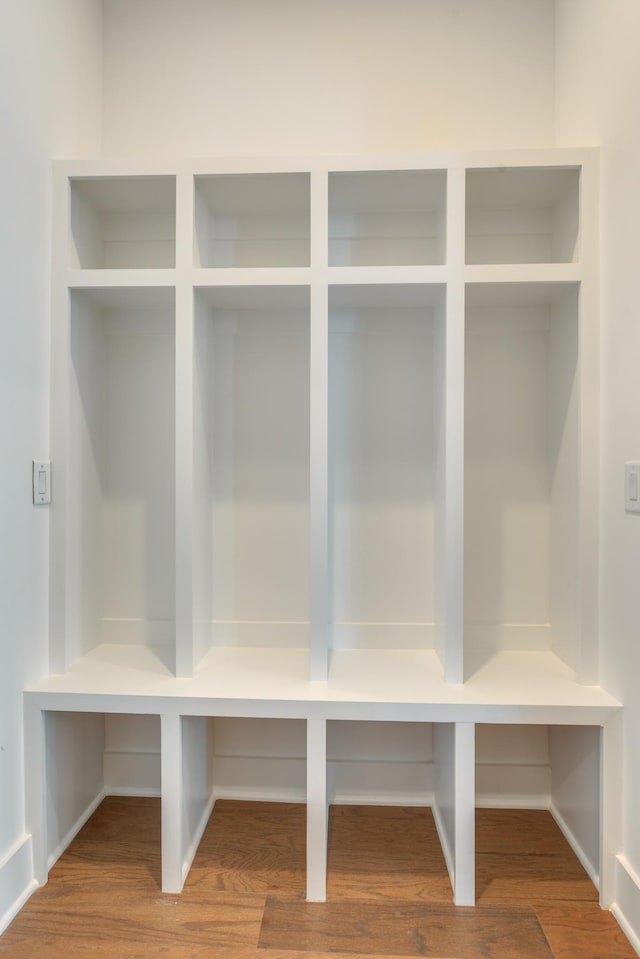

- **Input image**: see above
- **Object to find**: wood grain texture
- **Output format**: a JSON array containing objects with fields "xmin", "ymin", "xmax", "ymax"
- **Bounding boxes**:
[
  {"xmin": 187, "ymin": 799, "xmax": 307, "ymax": 896},
  {"xmin": 327, "ymin": 805, "xmax": 453, "ymax": 902},
  {"xmin": 533, "ymin": 901, "xmax": 638, "ymax": 959},
  {"xmin": 0, "ymin": 798, "xmax": 634, "ymax": 959},
  {"xmin": 475, "ymin": 809, "xmax": 598, "ymax": 903},
  {"xmin": 260, "ymin": 898, "xmax": 553, "ymax": 958}
]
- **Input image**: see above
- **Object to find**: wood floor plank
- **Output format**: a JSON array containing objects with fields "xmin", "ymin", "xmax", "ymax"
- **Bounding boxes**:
[
  {"xmin": 476, "ymin": 809, "xmax": 578, "ymax": 856},
  {"xmin": 533, "ymin": 901, "xmax": 639, "ymax": 959},
  {"xmin": 259, "ymin": 898, "xmax": 554, "ymax": 958},
  {"xmin": 475, "ymin": 809, "xmax": 598, "ymax": 904},
  {"xmin": 327, "ymin": 805, "xmax": 453, "ymax": 903},
  {"xmin": 186, "ymin": 800, "xmax": 306, "ymax": 897}
]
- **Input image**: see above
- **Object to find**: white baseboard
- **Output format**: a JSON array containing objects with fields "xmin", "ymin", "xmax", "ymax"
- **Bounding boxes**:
[
  {"xmin": 476, "ymin": 794, "xmax": 550, "ymax": 809},
  {"xmin": 0, "ymin": 835, "xmax": 37, "ymax": 935},
  {"xmin": 106, "ymin": 787, "xmax": 161, "ymax": 798},
  {"xmin": 612, "ymin": 855, "xmax": 640, "ymax": 956},
  {"xmin": 550, "ymin": 801, "xmax": 599, "ymax": 888},
  {"xmin": 47, "ymin": 789, "xmax": 106, "ymax": 870}
]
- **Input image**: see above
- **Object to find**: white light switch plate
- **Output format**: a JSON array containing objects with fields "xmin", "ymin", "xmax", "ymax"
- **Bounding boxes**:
[
  {"xmin": 625, "ymin": 462, "xmax": 640, "ymax": 513},
  {"xmin": 32, "ymin": 460, "xmax": 51, "ymax": 505}
]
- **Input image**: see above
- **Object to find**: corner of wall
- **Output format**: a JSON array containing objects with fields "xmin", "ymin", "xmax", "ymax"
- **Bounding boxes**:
[
  {"xmin": 612, "ymin": 855, "xmax": 640, "ymax": 956},
  {"xmin": 0, "ymin": 835, "xmax": 37, "ymax": 935}
]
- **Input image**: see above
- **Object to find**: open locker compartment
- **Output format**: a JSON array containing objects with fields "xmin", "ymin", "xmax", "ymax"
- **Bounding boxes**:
[
  {"xmin": 327, "ymin": 283, "xmax": 447, "ymax": 676},
  {"xmin": 463, "ymin": 282, "xmax": 585, "ymax": 680},
  {"xmin": 192, "ymin": 285, "xmax": 311, "ymax": 673},
  {"xmin": 474, "ymin": 723, "xmax": 602, "ymax": 903},
  {"xmin": 41, "ymin": 710, "xmax": 161, "ymax": 876},
  {"xmin": 65, "ymin": 287, "xmax": 176, "ymax": 673}
]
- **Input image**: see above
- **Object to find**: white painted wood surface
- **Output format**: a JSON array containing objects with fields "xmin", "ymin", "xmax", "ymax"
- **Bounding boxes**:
[{"xmin": 33, "ymin": 148, "xmax": 617, "ymax": 906}]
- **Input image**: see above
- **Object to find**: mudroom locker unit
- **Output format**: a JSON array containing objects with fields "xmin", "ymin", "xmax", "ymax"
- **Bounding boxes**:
[{"xmin": 24, "ymin": 148, "xmax": 621, "ymax": 908}]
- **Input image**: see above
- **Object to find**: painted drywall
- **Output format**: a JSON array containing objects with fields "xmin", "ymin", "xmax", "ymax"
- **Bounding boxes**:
[
  {"xmin": 102, "ymin": 0, "xmax": 555, "ymax": 156},
  {"xmin": 556, "ymin": 0, "xmax": 640, "ymax": 944},
  {"xmin": 0, "ymin": 0, "xmax": 102, "ymax": 930}
]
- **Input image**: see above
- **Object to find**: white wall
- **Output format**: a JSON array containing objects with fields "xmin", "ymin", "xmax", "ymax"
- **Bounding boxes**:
[
  {"xmin": 556, "ymin": 0, "xmax": 640, "ymax": 946},
  {"xmin": 0, "ymin": 0, "xmax": 102, "ymax": 930},
  {"xmin": 102, "ymin": 0, "xmax": 555, "ymax": 157}
]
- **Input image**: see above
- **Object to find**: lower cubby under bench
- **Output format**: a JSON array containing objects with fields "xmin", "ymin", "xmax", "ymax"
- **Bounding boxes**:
[{"xmin": 24, "ymin": 647, "xmax": 620, "ymax": 909}]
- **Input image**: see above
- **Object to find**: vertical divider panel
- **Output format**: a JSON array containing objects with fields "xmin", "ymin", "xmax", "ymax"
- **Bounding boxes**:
[
  {"xmin": 160, "ymin": 712, "xmax": 183, "ymax": 893},
  {"xmin": 444, "ymin": 166, "xmax": 466, "ymax": 684},
  {"xmin": 50, "ymin": 167, "xmax": 72, "ymax": 674},
  {"xmin": 306, "ymin": 716, "xmax": 327, "ymax": 901},
  {"xmin": 175, "ymin": 174, "xmax": 195, "ymax": 677},
  {"xmin": 23, "ymin": 700, "xmax": 47, "ymax": 885},
  {"xmin": 433, "ymin": 722, "xmax": 475, "ymax": 906},
  {"xmin": 577, "ymin": 152, "xmax": 599, "ymax": 684},
  {"xmin": 180, "ymin": 716, "xmax": 216, "ymax": 888},
  {"xmin": 600, "ymin": 711, "xmax": 623, "ymax": 908},
  {"xmin": 309, "ymin": 169, "xmax": 329, "ymax": 681}
]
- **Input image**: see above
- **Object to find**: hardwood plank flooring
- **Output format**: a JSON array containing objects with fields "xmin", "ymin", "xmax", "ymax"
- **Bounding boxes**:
[
  {"xmin": 260, "ymin": 899, "xmax": 554, "ymax": 958},
  {"xmin": 327, "ymin": 805, "xmax": 453, "ymax": 903},
  {"xmin": 475, "ymin": 809, "xmax": 598, "ymax": 904},
  {"xmin": 0, "ymin": 798, "xmax": 636, "ymax": 959}
]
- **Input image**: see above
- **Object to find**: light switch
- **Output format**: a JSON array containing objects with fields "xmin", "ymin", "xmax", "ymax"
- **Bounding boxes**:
[
  {"xmin": 32, "ymin": 460, "xmax": 51, "ymax": 505},
  {"xmin": 625, "ymin": 462, "xmax": 640, "ymax": 513}
]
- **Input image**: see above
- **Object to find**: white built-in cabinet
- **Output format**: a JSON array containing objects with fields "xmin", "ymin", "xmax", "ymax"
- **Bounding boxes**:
[{"xmin": 25, "ymin": 150, "xmax": 621, "ymax": 910}]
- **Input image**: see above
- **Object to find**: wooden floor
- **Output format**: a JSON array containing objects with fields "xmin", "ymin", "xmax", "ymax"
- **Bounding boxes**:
[{"xmin": 1, "ymin": 798, "xmax": 636, "ymax": 959}]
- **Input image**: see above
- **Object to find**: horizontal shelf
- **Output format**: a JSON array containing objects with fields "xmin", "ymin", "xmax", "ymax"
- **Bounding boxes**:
[
  {"xmin": 67, "ymin": 268, "xmax": 177, "ymax": 288},
  {"xmin": 192, "ymin": 267, "xmax": 312, "ymax": 287},
  {"xmin": 27, "ymin": 646, "xmax": 619, "ymax": 723},
  {"xmin": 464, "ymin": 263, "xmax": 582, "ymax": 284}
]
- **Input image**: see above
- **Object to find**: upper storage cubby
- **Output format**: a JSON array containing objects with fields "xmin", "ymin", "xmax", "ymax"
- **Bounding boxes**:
[
  {"xmin": 194, "ymin": 173, "xmax": 310, "ymax": 267},
  {"xmin": 70, "ymin": 177, "xmax": 176, "ymax": 269},
  {"xmin": 328, "ymin": 170, "xmax": 446, "ymax": 267},
  {"xmin": 465, "ymin": 167, "xmax": 580, "ymax": 265}
]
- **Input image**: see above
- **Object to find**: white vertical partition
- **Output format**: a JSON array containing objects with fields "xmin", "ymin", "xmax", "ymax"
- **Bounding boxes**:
[
  {"xmin": 600, "ymin": 711, "xmax": 623, "ymax": 908},
  {"xmin": 550, "ymin": 724, "xmax": 601, "ymax": 886},
  {"xmin": 180, "ymin": 716, "xmax": 216, "ymax": 886},
  {"xmin": 433, "ymin": 722, "xmax": 475, "ymax": 905},
  {"xmin": 444, "ymin": 166, "xmax": 466, "ymax": 683},
  {"xmin": 49, "ymin": 167, "xmax": 72, "ymax": 674},
  {"xmin": 23, "ymin": 702, "xmax": 47, "ymax": 886},
  {"xmin": 306, "ymin": 717, "xmax": 328, "ymax": 901},
  {"xmin": 309, "ymin": 169, "xmax": 329, "ymax": 681},
  {"xmin": 161, "ymin": 713, "xmax": 183, "ymax": 893},
  {"xmin": 309, "ymin": 286, "xmax": 328, "ymax": 679},
  {"xmin": 576, "ymin": 152, "xmax": 600, "ymax": 685},
  {"xmin": 161, "ymin": 713, "xmax": 215, "ymax": 893},
  {"xmin": 175, "ymin": 174, "xmax": 195, "ymax": 677}
]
